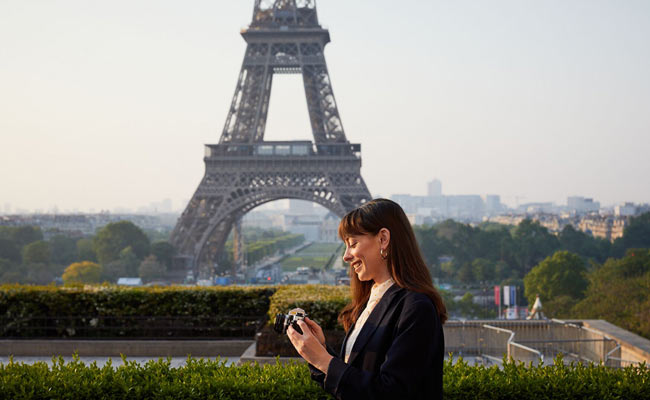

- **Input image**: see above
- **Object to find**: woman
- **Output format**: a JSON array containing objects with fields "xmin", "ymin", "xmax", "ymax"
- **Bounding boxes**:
[{"xmin": 287, "ymin": 198, "xmax": 447, "ymax": 399}]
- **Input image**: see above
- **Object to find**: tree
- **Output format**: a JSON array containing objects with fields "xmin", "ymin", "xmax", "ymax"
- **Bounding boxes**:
[
  {"xmin": 558, "ymin": 225, "xmax": 609, "ymax": 263},
  {"xmin": 10, "ymin": 226, "xmax": 44, "ymax": 248},
  {"xmin": 0, "ymin": 258, "xmax": 13, "ymax": 278},
  {"xmin": 76, "ymin": 238, "xmax": 97, "ymax": 262},
  {"xmin": 62, "ymin": 261, "xmax": 102, "ymax": 284},
  {"xmin": 471, "ymin": 258, "xmax": 496, "ymax": 283},
  {"xmin": 24, "ymin": 262, "xmax": 55, "ymax": 285},
  {"xmin": 573, "ymin": 249, "xmax": 650, "ymax": 339},
  {"xmin": 138, "ymin": 255, "xmax": 166, "ymax": 282},
  {"xmin": 0, "ymin": 270, "xmax": 23, "ymax": 284},
  {"xmin": 92, "ymin": 221, "xmax": 150, "ymax": 264},
  {"xmin": 523, "ymin": 250, "xmax": 588, "ymax": 317},
  {"xmin": 101, "ymin": 246, "xmax": 141, "ymax": 282},
  {"xmin": 22, "ymin": 240, "xmax": 51, "ymax": 265},
  {"xmin": 151, "ymin": 241, "xmax": 175, "ymax": 269},
  {"xmin": 49, "ymin": 235, "xmax": 77, "ymax": 266},
  {"xmin": 612, "ymin": 212, "xmax": 650, "ymax": 256},
  {"xmin": 117, "ymin": 247, "xmax": 140, "ymax": 276},
  {"xmin": 0, "ymin": 239, "xmax": 21, "ymax": 263},
  {"xmin": 512, "ymin": 219, "xmax": 559, "ymax": 275},
  {"xmin": 457, "ymin": 262, "xmax": 475, "ymax": 284}
]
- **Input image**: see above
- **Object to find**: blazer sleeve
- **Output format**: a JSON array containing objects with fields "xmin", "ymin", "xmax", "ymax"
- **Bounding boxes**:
[
  {"xmin": 309, "ymin": 343, "xmax": 340, "ymax": 387},
  {"xmin": 323, "ymin": 297, "xmax": 441, "ymax": 399}
]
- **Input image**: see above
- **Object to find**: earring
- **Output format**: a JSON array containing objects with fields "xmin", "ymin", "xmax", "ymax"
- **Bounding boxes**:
[{"xmin": 380, "ymin": 248, "xmax": 387, "ymax": 259}]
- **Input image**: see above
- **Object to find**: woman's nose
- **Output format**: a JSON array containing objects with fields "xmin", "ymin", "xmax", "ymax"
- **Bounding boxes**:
[{"xmin": 343, "ymin": 247, "xmax": 353, "ymax": 262}]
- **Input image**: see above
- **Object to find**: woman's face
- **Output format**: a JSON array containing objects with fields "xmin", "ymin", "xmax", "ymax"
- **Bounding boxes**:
[{"xmin": 342, "ymin": 232, "xmax": 389, "ymax": 283}]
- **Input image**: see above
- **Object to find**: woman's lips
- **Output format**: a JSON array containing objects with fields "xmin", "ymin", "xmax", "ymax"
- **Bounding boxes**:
[{"xmin": 352, "ymin": 261, "xmax": 362, "ymax": 271}]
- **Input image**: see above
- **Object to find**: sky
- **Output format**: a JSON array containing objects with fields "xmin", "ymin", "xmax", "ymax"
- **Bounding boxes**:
[{"xmin": 1, "ymin": 0, "xmax": 649, "ymax": 213}]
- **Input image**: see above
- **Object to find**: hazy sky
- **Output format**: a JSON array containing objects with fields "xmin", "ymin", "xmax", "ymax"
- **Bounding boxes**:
[{"xmin": 1, "ymin": 0, "xmax": 649, "ymax": 213}]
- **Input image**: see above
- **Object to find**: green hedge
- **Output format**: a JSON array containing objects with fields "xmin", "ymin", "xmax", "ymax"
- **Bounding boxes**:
[
  {"xmin": 267, "ymin": 285, "xmax": 349, "ymax": 330},
  {"xmin": 0, "ymin": 285, "xmax": 276, "ymax": 338},
  {"xmin": 1, "ymin": 356, "xmax": 648, "ymax": 399}
]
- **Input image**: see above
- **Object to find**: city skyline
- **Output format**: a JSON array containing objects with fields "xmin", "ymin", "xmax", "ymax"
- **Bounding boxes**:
[{"xmin": 2, "ymin": 0, "xmax": 649, "ymax": 212}]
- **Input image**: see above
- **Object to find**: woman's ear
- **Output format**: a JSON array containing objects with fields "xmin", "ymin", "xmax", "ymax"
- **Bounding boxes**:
[{"xmin": 378, "ymin": 227, "xmax": 390, "ymax": 249}]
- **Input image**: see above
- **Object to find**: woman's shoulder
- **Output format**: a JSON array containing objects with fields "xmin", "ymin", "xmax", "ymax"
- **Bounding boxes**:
[{"xmin": 394, "ymin": 287, "xmax": 436, "ymax": 312}]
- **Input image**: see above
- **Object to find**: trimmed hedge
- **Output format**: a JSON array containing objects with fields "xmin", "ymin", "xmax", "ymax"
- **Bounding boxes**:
[
  {"xmin": 1, "ymin": 356, "xmax": 648, "ymax": 399},
  {"xmin": 0, "ymin": 285, "xmax": 276, "ymax": 338},
  {"xmin": 267, "ymin": 285, "xmax": 349, "ymax": 330}
]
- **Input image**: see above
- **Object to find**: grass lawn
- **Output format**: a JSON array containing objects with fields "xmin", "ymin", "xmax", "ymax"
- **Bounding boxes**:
[{"xmin": 279, "ymin": 242, "xmax": 342, "ymax": 271}]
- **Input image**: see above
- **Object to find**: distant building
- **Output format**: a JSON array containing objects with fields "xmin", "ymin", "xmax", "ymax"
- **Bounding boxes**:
[
  {"xmin": 427, "ymin": 179, "xmax": 442, "ymax": 197},
  {"xmin": 567, "ymin": 196, "xmax": 600, "ymax": 214},
  {"xmin": 484, "ymin": 195, "xmax": 503, "ymax": 215},
  {"xmin": 289, "ymin": 199, "xmax": 313, "ymax": 214},
  {"xmin": 443, "ymin": 195, "xmax": 485, "ymax": 221},
  {"xmin": 516, "ymin": 202, "xmax": 558, "ymax": 214},
  {"xmin": 282, "ymin": 214, "xmax": 321, "ymax": 241},
  {"xmin": 319, "ymin": 213, "xmax": 339, "ymax": 243},
  {"xmin": 578, "ymin": 216, "xmax": 627, "ymax": 242},
  {"xmin": 615, "ymin": 202, "xmax": 637, "ymax": 217}
]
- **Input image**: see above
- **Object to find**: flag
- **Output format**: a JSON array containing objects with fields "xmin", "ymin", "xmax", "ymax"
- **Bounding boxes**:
[
  {"xmin": 503, "ymin": 285, "xmax": 511, "ymax": 305},
  {"xmin": 494, "ymin": 286, "xmax": 501, "ymax": 305},
  {"xmin": 510, "ymin": 286, "xmax": 517, "ymax": 306}
]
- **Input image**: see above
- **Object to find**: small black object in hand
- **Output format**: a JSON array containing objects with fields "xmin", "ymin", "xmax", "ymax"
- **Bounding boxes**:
[{"xmin": 274, "ymin": 307, "xmax": 307, "ymax": 334}]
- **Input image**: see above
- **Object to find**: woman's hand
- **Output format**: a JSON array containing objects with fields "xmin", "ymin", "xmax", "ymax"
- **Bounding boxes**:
[
  {"xmin": 287, "ymin": 319, "xmax": 333, "ymax": 373},
  {"xmin": 304, "ymin": 317, "xmax": 326, "ymax": 346}
]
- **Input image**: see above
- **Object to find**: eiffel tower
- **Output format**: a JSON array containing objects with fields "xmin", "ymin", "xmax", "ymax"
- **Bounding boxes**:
[{"xmin": 170, "ymin": 0, "xmax": 372, "ymax": 278}]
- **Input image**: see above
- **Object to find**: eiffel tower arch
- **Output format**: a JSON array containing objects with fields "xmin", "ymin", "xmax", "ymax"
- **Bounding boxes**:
[{"xmin": 170, "ymin": 0, "xmax": 372, "ymax": 278}]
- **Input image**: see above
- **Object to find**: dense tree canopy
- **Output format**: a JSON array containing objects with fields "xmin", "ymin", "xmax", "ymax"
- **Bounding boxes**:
[
  {"xmin": 573, "ymin": 249, "xmax": 650, "ymax": 339},
  {"xmin": 151, "ymin": 241, "xmax": 175, "ymax": 269},
  {"xmin": 523, "ymin": 250, "xmax": 588, "ymax": 317},
  {"xmin": 49, "ymin": 235, "xmax": 77, "ymax": 266},
  {"xmin": 138, "ymin": 255, "xmax": 166, "ymax": 282},
  {"xmin": 62, "ymin": 261, "xmax": 102, "ymax": 284},
  {"xmin": 92, "ymin": 221, "xmax": 150, "ymax": 264},
  {"xmin": 0, "ymin": 239, "xmax": 21, "ymax": 263},
  {"xmin": 22, "ymin": 240, "xmax": 51, "ymax": 265}
]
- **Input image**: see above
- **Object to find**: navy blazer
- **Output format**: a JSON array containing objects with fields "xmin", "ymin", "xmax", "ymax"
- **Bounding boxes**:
[{"xmin": 309, "ymin": 284, "xmax": 444, "ymax": 400}]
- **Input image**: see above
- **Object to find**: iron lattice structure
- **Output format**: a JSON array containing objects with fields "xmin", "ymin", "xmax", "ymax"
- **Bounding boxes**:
[{"xmin": 170, "ymin": 0, "xmax": 371, "ymax": 277}]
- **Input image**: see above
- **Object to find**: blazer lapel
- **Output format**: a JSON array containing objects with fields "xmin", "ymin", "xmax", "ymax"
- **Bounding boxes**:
[{"xmin": 345, "ymin": 284, "xmax": 402, "ymax": 365}]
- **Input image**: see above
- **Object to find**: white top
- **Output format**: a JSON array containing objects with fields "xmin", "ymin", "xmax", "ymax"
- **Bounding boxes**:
[{"xmin": 344, "ymin": 278, "xmax": 395, "ymax": 363}]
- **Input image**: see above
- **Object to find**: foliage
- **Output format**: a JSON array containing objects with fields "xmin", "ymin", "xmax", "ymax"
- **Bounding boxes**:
[
  {"xmin": 21, "ymin": 240, "xmax": 51, "ymax": 265},
  {"xmin": 23, "ymin": 262, "xmax": 58, "ymax": 285},
  {"xmin": 0, "ymin": 226, "xmax": 43, "ymax": 248},
  {"xmin": 0, "ymin": 285, "xmax": 275, "ymax": 338},
  {"xmin": 0, "ymin": 239, "xmax": 21, "ymax": 263},
  {"xmin": 268, "ymin": 285, "xmax": 350, "ymax": 330},
  {"xmin": 511, "ymin": 219, "xmax": 560, "ymax": 275},
  {"xmin": 0, "ymin": 356, "xmax": 648, "ymax": 399},
  {"xmin": 75, "ymin": 238, "xmax": 97, "ymax": 262},
  {"xmin": 572, "ymin": 249, "xmax": 650, "ymax": 339},
  {"xmin": 558, "ymin": 225, "xmax": 610, "ymax": 263},
  {"xmin": 444, "ymin": 291, "xmax": 497, "ymax": 320},
  {"xmin": 0, "ymin": 357, "xmax": 324, "ymax": 400},
  {"xmin": 92, "ymin": 221, "xmax": 150, "ymax": 264},
  {"xmin": 414, "ymin": 217, "xmax": 620, "ymax": 286},
  {"xmin": 138, "ymin": 255, "xmax": 166, "ymax": 282},
  {"xmin": 443, "ymin": 355, "xmax": 650, "ymax": 400},
  {"xmin": 0, "ymin": 259, "xmax": 19, "ymax": 284},
  {"xmin": 613, "ymin": 212, "xmax": 650, "ymax": 256},
  {"xmin": 523, "ymin": 251, "xmax": 588, "ymax": 318},
  {"xmin": 62, "ymin": 261, "xmax": 102, "ymax": 284},
  {"xmin": 49, "ymin": 235, "xmax": 78, "ymax": 266},
  {"xmin": 221, "ymin": 233, "xmax": 305, "ymax": 273},
  {"xmin": 150, "ymin": 241, "xmax": 175, "ymax": 269}
]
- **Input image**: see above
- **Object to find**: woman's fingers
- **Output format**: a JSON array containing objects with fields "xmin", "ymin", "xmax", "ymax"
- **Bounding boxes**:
[{"xmin": 304, "ymin": 317, "xmax": 326, "ymax": 345}]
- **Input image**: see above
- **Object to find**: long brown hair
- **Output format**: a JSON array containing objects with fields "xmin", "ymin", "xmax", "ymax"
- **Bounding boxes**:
[{"xmin": 337, "ymin": 198, "xmax": 448, "ymax": 331}]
